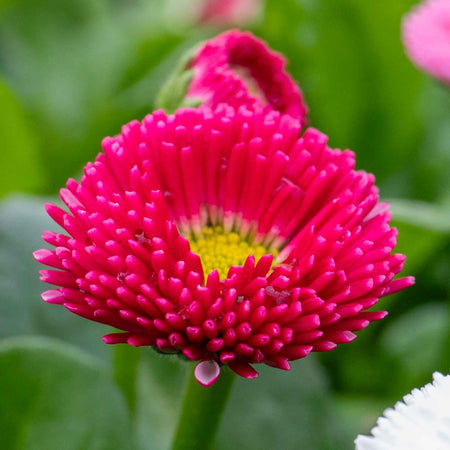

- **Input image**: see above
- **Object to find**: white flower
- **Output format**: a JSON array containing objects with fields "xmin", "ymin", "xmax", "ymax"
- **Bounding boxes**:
[{"xmin": 355, "ymin": 372, "xmax": 450, "ymax": 450}]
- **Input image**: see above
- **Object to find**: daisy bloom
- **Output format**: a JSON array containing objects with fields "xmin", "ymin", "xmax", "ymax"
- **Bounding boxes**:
[
  {"xmin": 158, "ymin": 30, "xmax": 308, "ymax": 125},
  {"xmin": 35, "ymin": 105, "xmax": 413, "ymax": 387},
  {"xmin": 402, "ymin": 0, "xmax": 450, "ymax": 84},
  {"xmin": 355, "ymin": 372, "xmax": 450, "ymax": 450}
]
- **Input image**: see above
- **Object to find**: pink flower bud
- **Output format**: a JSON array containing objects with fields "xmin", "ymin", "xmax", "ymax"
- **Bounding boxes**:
[{"xmin": 157, "ymin": 30, "xmax": 308, "ymax": 124}]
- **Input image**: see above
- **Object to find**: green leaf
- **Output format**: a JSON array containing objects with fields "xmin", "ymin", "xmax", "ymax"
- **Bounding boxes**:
[
  {"xmin": 389, "ymin": 199, "xmax": 450, "ymax": 273},
  {"xmin": 410, "ymin": 82, "xmax": 450, "ymax": 201},
  {"xmin": 0, "ymin": 0, "xmax": 13, "ymax": 15},
  {"xmin": 0, "ymin": 336, "xmax": 134, "ymax": 450},
  {"xmin": 113, "ymin": 345, "xmax": 141, "ymax": 414},
  {"xmin": 390, "ymin": 199, "xmax": 450, "ymax": 234},
  {"xmin": 118, "ymin": 33, "xmax": 186, "ymax": 94},
  {"xmin": 0, "ymin": 79, "xmax": 44, "ymax": 196},
  {"xmin": 380, "ymin": 302, "xmax": 449, "ymax": 386},
  {"xmin": 135, "ymin": 350, "xmax": 186, "ymax": 450},
  {"xmin": 334, "ymin": 395, "xmax": 390, "ymax": 440},
  {"xmin": 0, "ymin": 196, "xmax": 109, "ymax": 360}
]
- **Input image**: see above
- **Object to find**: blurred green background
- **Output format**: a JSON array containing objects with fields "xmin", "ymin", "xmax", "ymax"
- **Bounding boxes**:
[{"xmin": 0, "ymin": 0, "xmax": 449, "ymax": 449}]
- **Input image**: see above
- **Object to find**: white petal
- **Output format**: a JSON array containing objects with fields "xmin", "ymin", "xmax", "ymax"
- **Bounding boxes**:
[{"xmin": 355, "ymin": 372, "xmax": 450, "ymax": 450}]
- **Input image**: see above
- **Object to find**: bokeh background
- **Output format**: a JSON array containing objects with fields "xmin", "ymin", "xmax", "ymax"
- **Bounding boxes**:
[{"xmin": 0, "ymin": 0, "xmax": 449, "ymax": 449}]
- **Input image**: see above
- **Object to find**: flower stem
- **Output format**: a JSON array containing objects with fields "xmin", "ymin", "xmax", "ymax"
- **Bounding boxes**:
[
  {"xmin": 113, "ymin": 345, "xmax": 140, "ymax": 415},
  {"xmin": 171, "ymin": 365, "xmax": 235, "ymax": 450},
  {"xmin": 441, "ymin": 301, "xmax": 450, "ymax": 373}
]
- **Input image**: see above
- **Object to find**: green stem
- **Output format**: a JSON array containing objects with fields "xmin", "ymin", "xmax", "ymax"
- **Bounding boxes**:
[
  {"xmin": 441, "ymin": 300, "xmax": 450, "ymax": 373},
  {"xmin": 171, "ymin": 365, "xmax": 235, "ymax": 450},
  {"xmin": 113, "ymin": 345, "xmax": 140, "ymax": 415}
]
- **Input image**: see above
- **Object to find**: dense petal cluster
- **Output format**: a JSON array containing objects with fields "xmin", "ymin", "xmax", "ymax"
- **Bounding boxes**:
[
  {"xmin": 198, "ymin": 0, "xmax": 262, "ymax": 27},
  {"xmin": 35, "ymin": 106, "xmax": 413, "ymax": 385},
  {"xmin": 355, "ymin": 372, "xmax": 450, "ymax": 450},
  {"xmin": 402, "ymin": 0, "xmax": 450, "ymax": 84},
  {"xmin": 186, "ymin": 30, "xmax": 308, "ymax": 124}
]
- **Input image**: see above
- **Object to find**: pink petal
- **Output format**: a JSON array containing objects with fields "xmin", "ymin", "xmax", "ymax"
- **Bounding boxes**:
[{"xmin": 194, "ymin": 360, "xmax": 221, "ymax": 387}]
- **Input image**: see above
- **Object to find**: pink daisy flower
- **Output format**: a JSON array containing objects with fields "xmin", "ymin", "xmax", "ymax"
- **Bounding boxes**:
[
  {"xmin": 184, "ymin": 30, "xmax": 308, "ymax": 125},
  {"xmin": 34, "ymin": 106, "xmax": 413, "ymax": 387},
  {"xmin": 402, "ymin": 0, "xmax": 450, "ymax": 84},
  {"xmin": 198, "ymin": 0, "xmax": 262, "ymax": 27}
]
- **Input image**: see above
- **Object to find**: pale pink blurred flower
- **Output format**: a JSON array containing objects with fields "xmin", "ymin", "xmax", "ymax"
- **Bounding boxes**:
[
  {"xmin": 402, "ymin": 0, "xmax": 450, "ymax": 84},
  {"xmin": 198, "ymin": 0, "xmax": 262, "ymax": 27}
]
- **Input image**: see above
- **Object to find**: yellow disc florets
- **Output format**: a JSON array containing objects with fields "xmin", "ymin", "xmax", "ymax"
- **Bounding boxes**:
[{"xmin": 189, "ymin": 226, "xmax": 276, "ymax": 278}]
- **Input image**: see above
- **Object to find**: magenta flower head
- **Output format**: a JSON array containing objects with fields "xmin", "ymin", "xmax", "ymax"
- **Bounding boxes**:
[
  {"xmin": 157, "ymin": 30, "xmax": 308, "ymax": 126},
  {"xmin": 402, "ymin": 0, "xmax": 450, "ymax": 84},
  {"xmin": 34, "ymin": 106, "xmax": 413, "ymax": 387}
]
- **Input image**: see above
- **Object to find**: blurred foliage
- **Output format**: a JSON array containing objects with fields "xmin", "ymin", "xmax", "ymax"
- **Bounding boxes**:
[
  {"xmin": 0, "ymin": 79, "xmax": 44, "ymax": 195},
  {"xmin": 0, "ymin": 0, "xmax": 449, "ymax": 449},
  {"xmin": 0, "ymin": 336, "xmax": 134, "ymax": 449},
  {"xmin": 0, "ymin": 197, "xmax": 109, "ymax": 361}
]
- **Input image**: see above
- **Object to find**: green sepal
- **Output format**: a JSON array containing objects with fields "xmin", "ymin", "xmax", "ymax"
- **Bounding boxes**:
[{"xmin": 155, "ymin": 43, "xmax": 203, "ymax": 113}]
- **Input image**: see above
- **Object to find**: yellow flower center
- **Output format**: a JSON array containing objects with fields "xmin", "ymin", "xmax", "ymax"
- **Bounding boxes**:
[{"xmin": 189, "ymin": 226, "xmax": 276, "ymax": 278}]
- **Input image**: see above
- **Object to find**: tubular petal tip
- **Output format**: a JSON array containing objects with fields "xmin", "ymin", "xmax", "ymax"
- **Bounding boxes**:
[{"xmin": 194, "ymin": 360, "xmax": 221, "ymax": 387}]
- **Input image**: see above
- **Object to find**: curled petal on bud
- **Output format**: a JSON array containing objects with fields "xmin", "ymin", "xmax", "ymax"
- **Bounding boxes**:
[
  {"xmin": 36, "ymin": 106, "xmax": 413, "ymax": 386},
  {"xmin": 157, "ymin": 30, "xmax": 308, "ymax": 124},
  {"xmin": 187, "ymin": 30, "xmax": 307, "ymax": 121}
]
